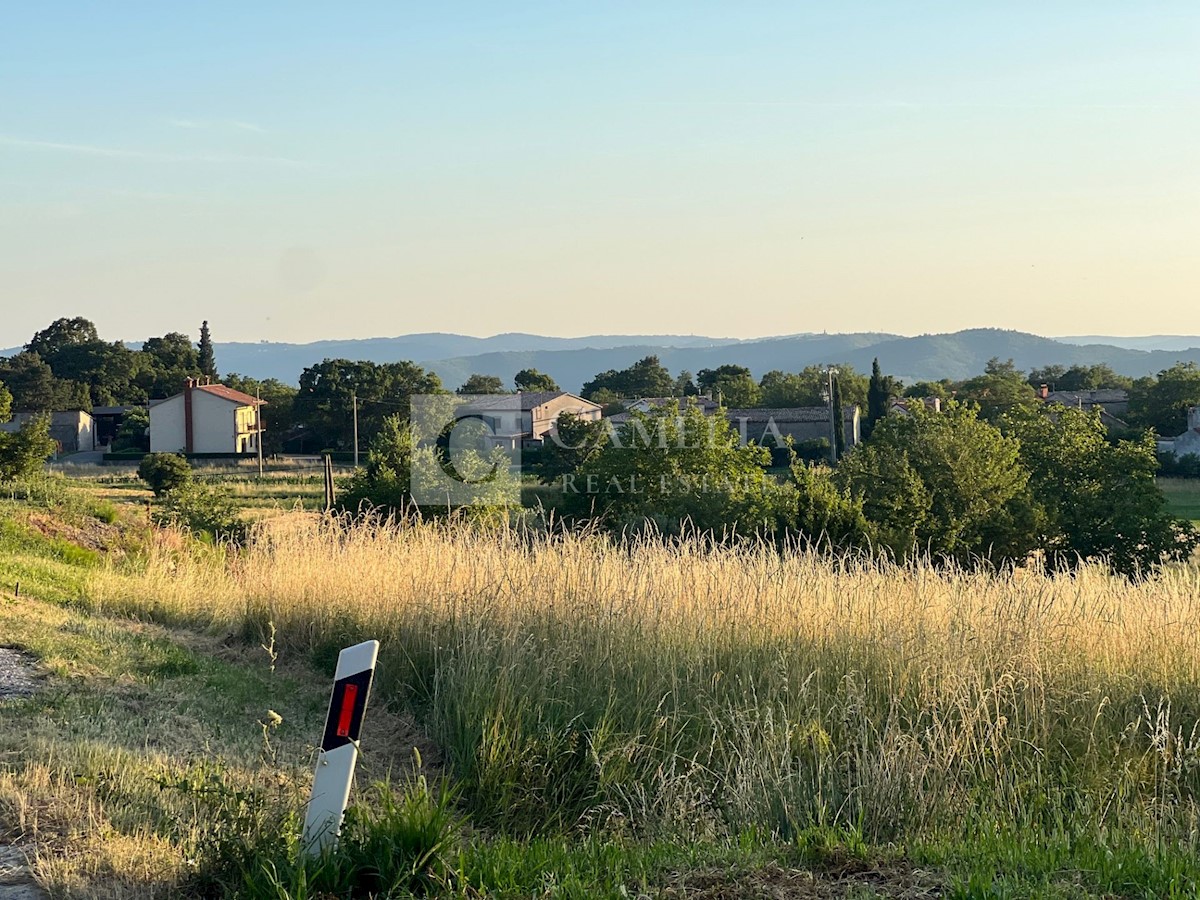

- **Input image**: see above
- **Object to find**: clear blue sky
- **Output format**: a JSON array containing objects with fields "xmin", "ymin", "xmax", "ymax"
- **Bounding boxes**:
[{"xmin": 1, "ymin": 2, "xmax": 1196, "ymax": 347}]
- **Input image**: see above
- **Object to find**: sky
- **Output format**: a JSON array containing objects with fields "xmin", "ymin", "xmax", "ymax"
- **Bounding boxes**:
[{"xmin": 1, "ymin": 1, "xmax": 1197, "ymax": 348}]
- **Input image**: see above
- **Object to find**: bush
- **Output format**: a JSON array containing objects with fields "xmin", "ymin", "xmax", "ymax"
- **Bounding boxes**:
[
  {"xmin": 138, "ymin": 452, "xmax": 192, "ymax": 496},
  {"xmin": 155, "ymin": 482, "xmax": 247, "ymax": 544},
  {"xmin": 0, "ymin": 415, "xmax": 56, "ymax": 482}
]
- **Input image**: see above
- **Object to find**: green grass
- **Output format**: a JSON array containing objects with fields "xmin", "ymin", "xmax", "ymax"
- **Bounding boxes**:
[{"xmin": 1160, "ymin": 477, "xmax": 1200, "ymax": 524}]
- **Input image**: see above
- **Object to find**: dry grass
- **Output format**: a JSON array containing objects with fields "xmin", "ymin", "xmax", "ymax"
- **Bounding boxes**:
[{"xmin": 85, "ymin": 516, "xmax": 1200, "ymax": 847}]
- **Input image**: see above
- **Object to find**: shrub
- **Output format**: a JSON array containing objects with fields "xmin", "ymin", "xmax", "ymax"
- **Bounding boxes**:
[
  {"xmin": 155, "ymin": 482, "xmax": 246, "ymax": 544},
  {"xmin": 138, "ymin": 452, "xmax": 192, "ymax": 496},
  {"xmin": 0, "ymin": 415, "xmax": 56, "ymax": 482}
]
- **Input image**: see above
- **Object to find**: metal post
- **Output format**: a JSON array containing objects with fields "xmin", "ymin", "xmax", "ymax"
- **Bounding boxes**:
[
  {"xmin": 352, "ymin": 394, "xmax": 360, "ymax": 469},
  {"xmin": 827, "ymin": 367, "xmax": 838, "ymax": 465}
]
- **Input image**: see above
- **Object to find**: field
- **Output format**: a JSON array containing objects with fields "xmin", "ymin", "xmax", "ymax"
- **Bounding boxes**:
[
  {"xmin": 4, "ymin": 472, "xmax": 1200, "ymax": 897},
  {"xmin": 1162, "ymin": 477, "xmax": 1200, "ymax": 525}
]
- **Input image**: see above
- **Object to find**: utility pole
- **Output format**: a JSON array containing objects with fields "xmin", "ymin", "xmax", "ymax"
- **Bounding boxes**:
[
  {"xmin": 827, "ymin": 366, "xmax": 838, "ymax": 465},
  {"xmin": 352, "ymin": 393, "xmax": 360, "ymax": 468},
  {"xmin": 256, "ymin": 386, "xmax": 264, "ymax": 478}
]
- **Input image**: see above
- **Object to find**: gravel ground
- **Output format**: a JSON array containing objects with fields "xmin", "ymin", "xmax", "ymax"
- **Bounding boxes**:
[{"xmin": 0, "ymin": 649, "xmax": 37, "ymax": 701}]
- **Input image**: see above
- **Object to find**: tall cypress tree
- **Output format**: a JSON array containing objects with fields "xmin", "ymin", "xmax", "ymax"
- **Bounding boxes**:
[
  {"xmin": 832, "ymin": 373, "xmax": 845, "ymax": 460},
  {"xmin": 865, "ymin": 357, "xmax": 891, "ymax": 441},
  {"xmin": 198, "ymin": 321, "xmax": 218, "ymax": 380}
]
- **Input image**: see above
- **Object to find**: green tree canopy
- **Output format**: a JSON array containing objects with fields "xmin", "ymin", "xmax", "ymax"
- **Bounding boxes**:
[
  {"xmin": 0, "ymin": 351, "xmax": 90, "ymax": 411},
  {"xmin": 1128, "ymin": 362, "xmax": 1200, "ymax": 436},
  {"xmin": 457, "ymin": 374, "xmax": 508, "ymax": 395},
  {"xmin": 837, "ymin": 400, "xmax": 1036, "ymax": 563},
  {"xmin": 25, "ymin": 317, "xmax": 99, "ymax": 358},
  {"xmin": 0, "ymin": 380, "xmax": 10, "ymax": 423},
  {"xmin": 514, "ymin": 368, "xmax": 559, "ymax": 392},
  {"xmin": 566, "ymin": 402, "xmax": 786, "ymax": 535},
  {"xmin": 198, "ymin": 320, "xmax": 218, "ymax": 379},
  {"xmin": 697, "ymin": 365, "xmax": 762, "ymax": 407},
  {"xmin": 294, "ymin": 358, "xmax": 443, "ymax": 450},
  {"xmin": 999, "ymin": 405, "xmax": 1198, "ymax": 576},
  {"xmin": 864, "ymin": 358, "xmax": 901, "ymax": 441},
  {"xmin": 0, "ymin": 415, "xmax": 56, "ymax": 481},
  {"xmin": 956, "ymin": 357, "xmax": 1037, "ymax": 421},
  {"xmin": 581, "ymin": 356, "xmax": 673, "ymax": 400},
  {"xmin": 758, "ymin": 365, "xmax": 868, "ymax": 409}
]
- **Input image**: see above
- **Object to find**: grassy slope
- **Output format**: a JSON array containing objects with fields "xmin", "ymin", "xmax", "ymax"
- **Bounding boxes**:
[{"xmin": 4, "ymin": 476, "xmax": 1200, "ymax": 897}]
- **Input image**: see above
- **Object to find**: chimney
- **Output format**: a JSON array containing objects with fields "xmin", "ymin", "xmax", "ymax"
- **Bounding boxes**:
[
  {"xmin": 183, "ymin": 378, "xmax": 195, "ymax": 453},
  {"xmin": 1189, "ymin": 406, "xmax": 1200, "ymax": 431},
  {"xmin": 1039, "ymin": 383, "xmax": 1049, "ymax": 400}
]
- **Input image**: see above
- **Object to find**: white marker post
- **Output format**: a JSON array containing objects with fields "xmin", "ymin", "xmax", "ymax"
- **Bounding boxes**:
[{"xmin": 302, "ymin": 639, "xmax": 379, "ymax": 856}]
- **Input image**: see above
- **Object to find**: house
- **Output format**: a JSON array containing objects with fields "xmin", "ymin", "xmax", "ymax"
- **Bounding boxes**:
[
  {"xmin": 1169, "ymin": 406, "xmax": 1200, "ymax": 460},
  {"xmin": 149, "ymin": 378, "xmax": 265, "ymax": 454},
  {"xmin": 454, "ymin": 391, "xmax": 602, "ymax": 450},
  {"xmin": 724, "ymin": 407, "xmax": 861, "ymax": 450},
  {"xmin": 0, "ymin": 410, "xmax": 95, "ymax": 454},
  {"xmin": 888, "ymin": 397, "xmax": 942, "ymax": 416},
  {"xmin": 1038, "ymin": 387, "xmax": 1130, "ymax": 419},
  {"xmin": 606, "ymin": 399, "xmax": 861, "ymax": 450}
]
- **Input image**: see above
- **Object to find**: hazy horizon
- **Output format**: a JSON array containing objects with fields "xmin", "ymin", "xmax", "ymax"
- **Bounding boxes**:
[{"xmin": 3, "ymin": 3, "xmax": 1197, "ymax": 348}]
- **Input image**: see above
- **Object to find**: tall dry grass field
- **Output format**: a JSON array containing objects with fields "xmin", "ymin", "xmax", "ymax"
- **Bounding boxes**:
[{"xmin": 89, "ymin": 516, "xmax": 1200, "ymax": 849}]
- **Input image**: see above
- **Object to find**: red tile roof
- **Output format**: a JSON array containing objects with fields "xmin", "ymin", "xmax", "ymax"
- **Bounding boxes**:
[{"xmin": 196, "ymin": 384, "xmax": 265, "ymax": 406}]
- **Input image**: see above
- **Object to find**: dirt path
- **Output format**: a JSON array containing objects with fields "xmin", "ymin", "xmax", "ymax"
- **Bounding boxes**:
[
  {"xmin": 0, "ymin": 846, "xmax": 44, "ymax": 900},
  {"xmin": 0, "ymin": 650, "xmax": 37, "ymax": 701},
  {"xmin": 0, "ymin": 650, "xmax": 46, "ymax": 899}
]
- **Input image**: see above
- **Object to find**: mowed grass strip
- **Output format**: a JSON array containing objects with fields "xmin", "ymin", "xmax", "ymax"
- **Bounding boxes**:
[{"xmin": 1160, "ymin": 477, "xmax": 1200, "ymax": 524}]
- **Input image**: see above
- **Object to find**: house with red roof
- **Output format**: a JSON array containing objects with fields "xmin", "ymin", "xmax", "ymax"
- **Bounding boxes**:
[{"xmin": 149, "ymin": 377, "xmax": 265, "ymax": 455}]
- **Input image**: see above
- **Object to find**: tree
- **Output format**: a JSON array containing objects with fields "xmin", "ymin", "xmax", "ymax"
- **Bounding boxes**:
[
  {"xmin": 457, "ymin": 374, "xmax": 508, "ymax": 395},
  {"xmin": 956, "ymin": 358, "xmax": 1037, "ymax": 421},
  {"xmin": 864, "ymin": 358, "xmax": 900, "ymax": 441},
  {"xmin": 904, "ymin": 380, "xmax": 953, "ymax": 401},
  {"xmin": 999, "ymin": 405, "xmax": 1198, "ymax": 576},
  {"xmin": 26, "ymin": 317, "xmax": 99, "ymax": 358},
  {"xmin": 697, "ymin": 365, "xmax": 762, "ymax": 407},
  {"xmin": 1128, "ymin": 362, "xmax": 1200, "ymax": 437},
  {"xmin": 831, "ymin": 373, "xmax": 845, "ymax": 459},
  {"xmin": 1028, "ymin": 363, "xmax": 1131, "ymax": 392},
  {"xmin": 533, "ymin": 411, "xmax": 606, "ymax": 482},
  {"xmin": 44, "ymin": 340, "xmax": 145, "ymax": 406},
  {"xmin": 514, "ymin": 368, "xmax": 559, "ymax": 392},
  {"xmin": 837, "ymin": 401, "xmax": 1036, "ymax": 564},
  {"xmin": 672, "ymin": 370, "xmax": 698, "ymax": 397},
  {"xmin": 339, "ymin": 414, "xmax": 415, "ymax": 515},
  {"xmin": 566, "ymin": 402, "xmax": 787, "ymax": 535},
  {"xmin": 141, "ymin": 333, "xmax": 201, "ymax": 398},
  {"xmin": 758, "ymin": 365, "xmax": 868, "ymax": 410},
  {"xmin": 138, "ymin": 453, "xmax": 192, "ymax": 497},
  {"xmin": 198, "ymin": 321, "xmax": 218, "ymax": 380},
  {"xmin": 294, "ymin": 358, "xmax": 443, "ymax": 450},
  {"xmin": 0, "ymin": 351, "xmax": 90, "ymax": 411},
  {"xmin": 0, "ymin": 380, "xmax": 10, "ymax": 423},
  {"xmin": 790, "ymin": 463, "xmax": 871, "ymax": 550},
  {"xmin": 0, "ymin": 415, "xmax": 56, "ymax": 481},
  {"xmin": 581, "ymin": 356, "xmax": 673, "ymax": 400},
  {"xmin": 112, "ymin": 407, "xmax": 150, "ymax": 452}
]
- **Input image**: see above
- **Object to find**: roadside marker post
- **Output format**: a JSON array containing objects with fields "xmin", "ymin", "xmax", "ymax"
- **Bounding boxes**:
[{"xmin": 302, "ymin": 639, "xmax": 379, "ymax": 857}]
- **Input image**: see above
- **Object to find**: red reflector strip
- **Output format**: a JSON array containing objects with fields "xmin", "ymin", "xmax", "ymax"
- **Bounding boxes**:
[{"xmin": 336, "ymin": 683, "xmax": 358, "ymax": 737}]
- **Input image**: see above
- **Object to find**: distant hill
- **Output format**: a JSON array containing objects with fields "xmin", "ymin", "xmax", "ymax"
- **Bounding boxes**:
[
  {"xmin": 1057, "ymin": 335, "xmax": 1200, "ymax": 352},
  {"xmin": 5, "ymin": 330, "xmax": 1200, "ymax": 392}
]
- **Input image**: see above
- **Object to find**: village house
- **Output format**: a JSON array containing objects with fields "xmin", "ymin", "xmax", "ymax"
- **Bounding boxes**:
[
  {"xmin": 149, "ymin": 378, "xmax": 265, "ymax": 455},
  {"xmin": 454, "ymin": 391, "xmax": 602, "ymax": 450},
  {"xmin": 0, "ymin": 410, "xmax": 96, "ymax": 454},
  {"xmin": 1167, "ymin": 406, "xmax": 1200, "ymax": 460},
  {"xmin": 724, "ymin": 406, "xmax": 861, "ymax": 449},
  {"xmin": 607, "ymin": 399, "xmax": 861, "ymax": 450}
]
